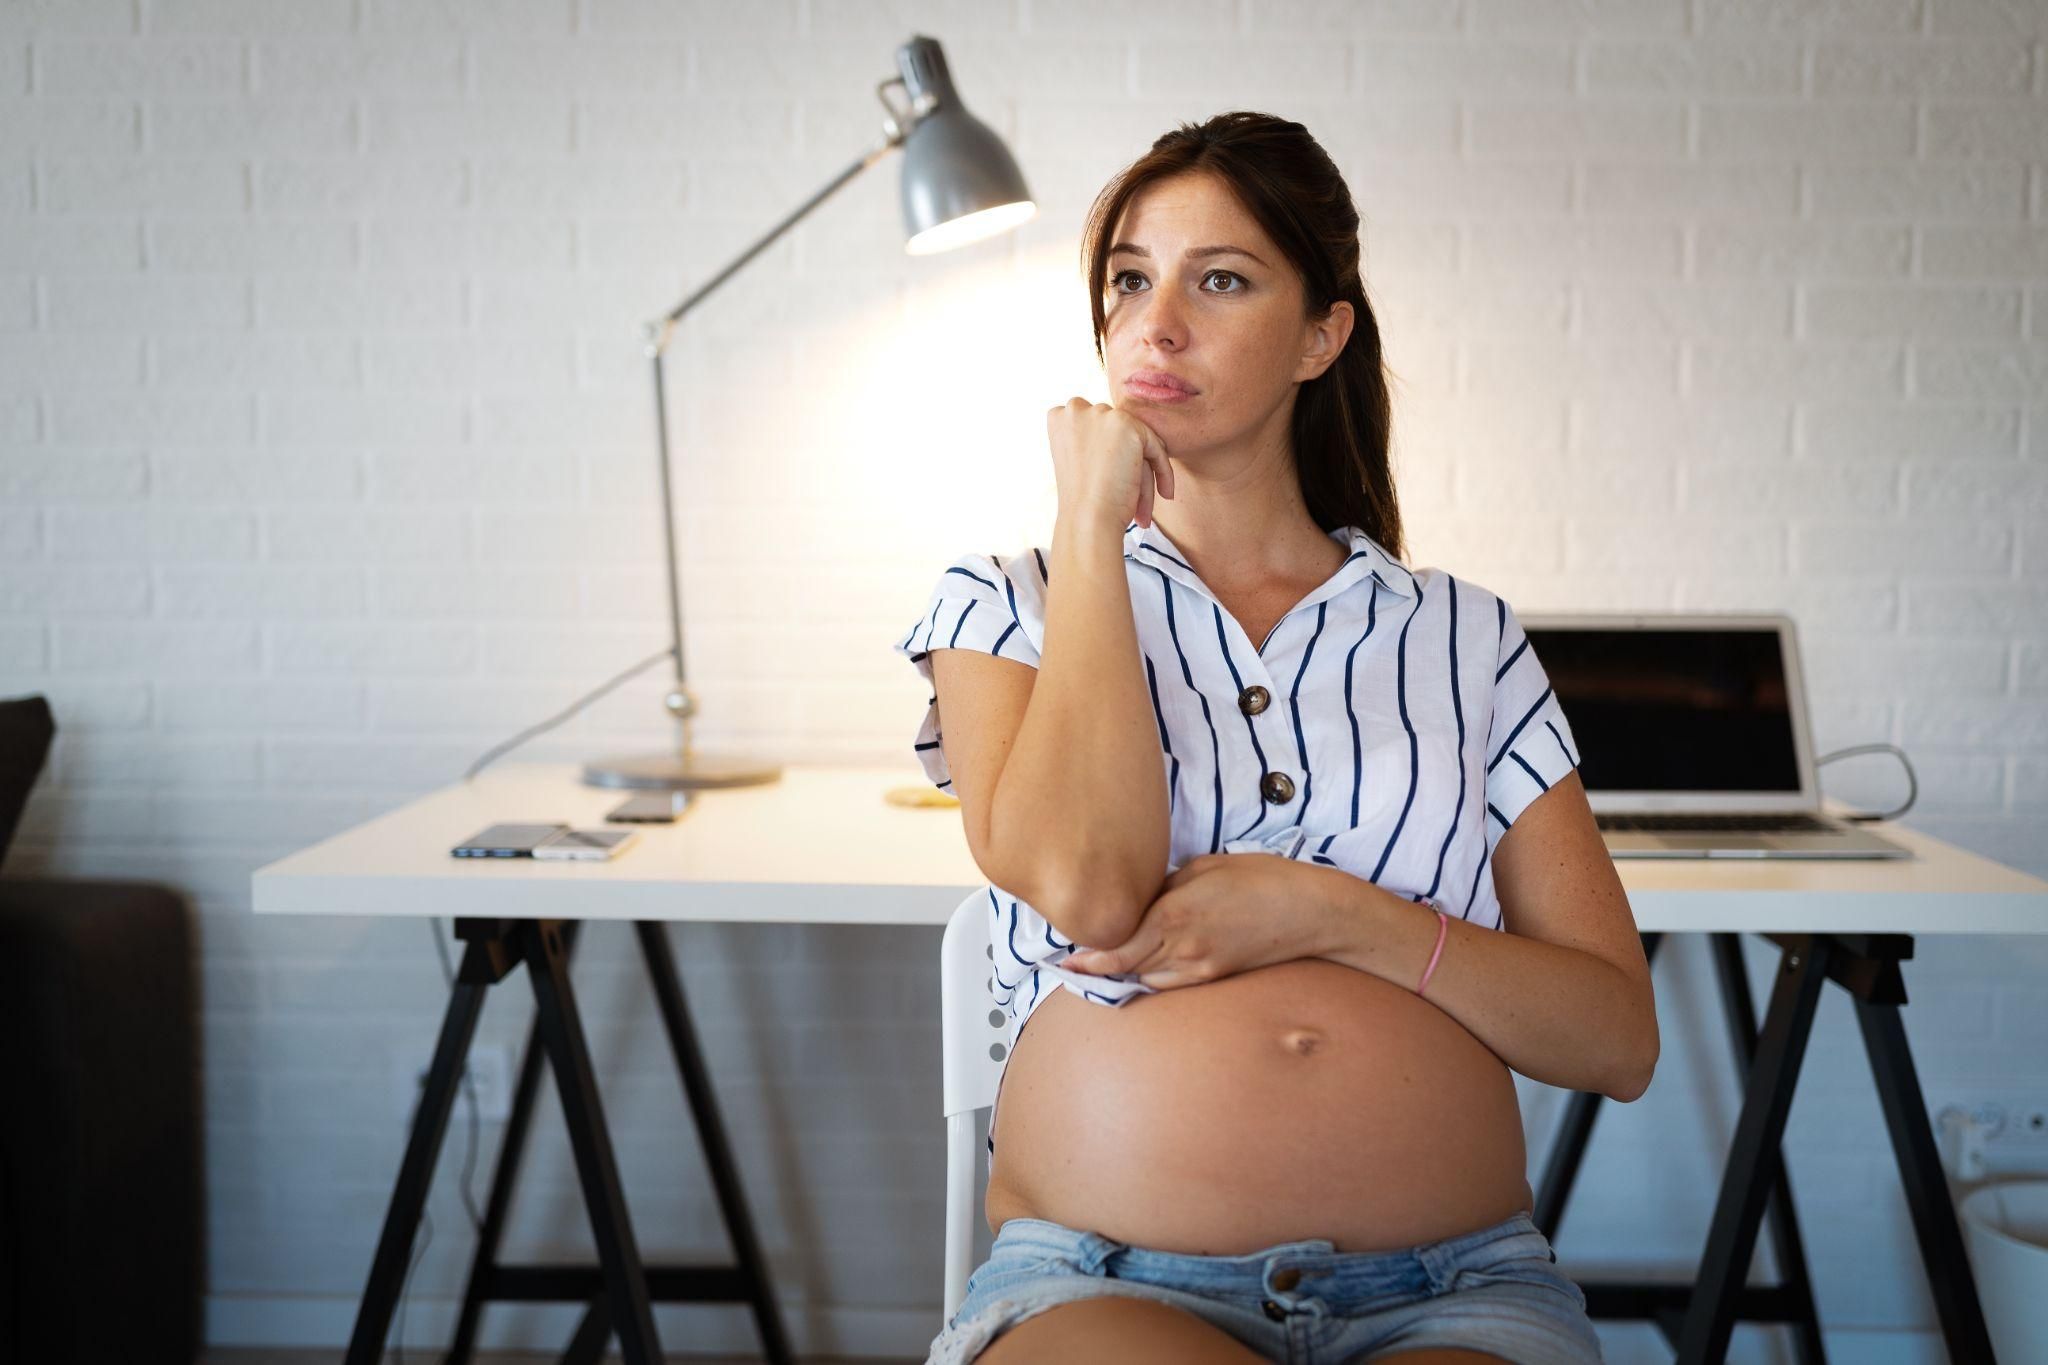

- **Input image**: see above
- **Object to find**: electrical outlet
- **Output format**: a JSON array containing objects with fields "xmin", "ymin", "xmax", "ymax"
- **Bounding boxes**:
[
  {"xmin": 389, "ymin": 1042, "xmax": 512, "ymax": 1124},
  {"xmin": 1931, "ymin": 1093, "xmax": 2036, "ymax": 1134},
  {"xmin": 1928, "ymin": 1092, "xmax": 2048, "ymax": 1179}
]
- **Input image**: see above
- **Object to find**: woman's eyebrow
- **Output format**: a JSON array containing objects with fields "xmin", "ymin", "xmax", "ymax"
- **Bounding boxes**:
[{"xmin": 1109, "ymin": 242, "xmax": 1268, "ymax": 267}]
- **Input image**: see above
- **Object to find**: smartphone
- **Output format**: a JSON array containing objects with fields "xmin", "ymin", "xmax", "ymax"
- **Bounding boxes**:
[
  {"xmin": 451, "ymin": 822, "xmax": 570, "ymax": 859},
  {"xmin": 605, "ymin": 790, "xmax": 690, "ymax": 823},
  {"xmin": 531, "ymin": 828, "xmax": 640, "ymax": 861}
]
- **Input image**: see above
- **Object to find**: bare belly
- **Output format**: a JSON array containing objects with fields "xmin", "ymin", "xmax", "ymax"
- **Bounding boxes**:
[{"xmin": 984, "ymin": 957, "xmax": 1534, "ymax": 1256}]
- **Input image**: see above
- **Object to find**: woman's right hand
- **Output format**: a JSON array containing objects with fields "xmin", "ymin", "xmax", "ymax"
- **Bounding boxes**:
[{"xmin": 1046, "ymin": 397, "xmax": 1175, "ymax": 533}]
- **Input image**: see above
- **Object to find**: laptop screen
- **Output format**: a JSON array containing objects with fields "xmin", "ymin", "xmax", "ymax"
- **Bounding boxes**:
[{"xmin": 1521, "ymin": 627, "xmax": 1801, "ymax": 793}]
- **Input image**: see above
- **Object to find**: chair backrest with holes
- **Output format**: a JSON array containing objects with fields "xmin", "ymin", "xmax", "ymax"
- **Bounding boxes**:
[{"xmin": 940, "ymin": 888, "xmax": 1010, "ymax": 1116}]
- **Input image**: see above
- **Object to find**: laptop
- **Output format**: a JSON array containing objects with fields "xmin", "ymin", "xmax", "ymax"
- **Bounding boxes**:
[{"xmin": 1518, "ymin": 613, "xmax": 1911, "ymax": 860}]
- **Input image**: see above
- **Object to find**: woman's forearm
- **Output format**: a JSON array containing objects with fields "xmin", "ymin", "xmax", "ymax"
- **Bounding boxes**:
[
  {"xmin": 989, "ymin": 511, "xmax": 1171, "ymax": 947},
  {"xmin": 1301, "ymin": 866, "xmax": 1657, "ymax": 1101}
]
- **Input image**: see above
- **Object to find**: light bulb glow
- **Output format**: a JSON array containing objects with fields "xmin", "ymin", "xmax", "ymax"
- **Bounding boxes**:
[{"xmin": 906, "ymin": 200, "xmax": 1038, "ymax": 255}]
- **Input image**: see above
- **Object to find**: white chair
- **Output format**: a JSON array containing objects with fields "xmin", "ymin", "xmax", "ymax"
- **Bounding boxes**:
[{"xmin": 939, "ymin": 891, "xmax": 1011, "ymax": 1321}]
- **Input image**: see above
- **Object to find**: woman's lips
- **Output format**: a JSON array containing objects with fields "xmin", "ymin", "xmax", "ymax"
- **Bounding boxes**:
[{"xmin": 1124, "ymin": 375, "xmax": 1197, "ymax": 402}]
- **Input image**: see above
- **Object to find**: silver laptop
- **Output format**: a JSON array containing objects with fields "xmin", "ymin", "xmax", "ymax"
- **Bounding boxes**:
[{"xmin": 1519, "ymin": 613, "xmax": 1910, "ymax": 860}]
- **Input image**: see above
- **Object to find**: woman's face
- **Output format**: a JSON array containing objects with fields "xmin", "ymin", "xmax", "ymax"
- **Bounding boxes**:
[{"xmin": 1102, "ymin": 171, "xmax": 1350, "ymax": 456}]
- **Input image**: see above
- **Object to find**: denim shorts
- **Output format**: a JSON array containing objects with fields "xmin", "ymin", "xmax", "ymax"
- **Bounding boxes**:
[{"xmin": 926, "ymin": 1209, "xmax": 1601, "ymax": 1364}]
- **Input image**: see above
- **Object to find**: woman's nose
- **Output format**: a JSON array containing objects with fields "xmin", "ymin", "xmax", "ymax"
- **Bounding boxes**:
[{"xmin": 1144, "ymin": 304, "xmax": 1186, "ymax": 351}]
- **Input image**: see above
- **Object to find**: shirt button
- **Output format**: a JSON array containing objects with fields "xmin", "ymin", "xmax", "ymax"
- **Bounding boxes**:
[
  {"xmin": 1261, "ymin": 1298, "xmax": 1286, "ymax": 1321},
  {"xmin": 1270, "ymin": 1267, "xmax": 1301, "ymax": 1291},
  {"xmin": 1261, "ymin": 771, "xmax": 1295, "ymax": 804},
  {"xmin": 1238, "ymin": 684, "xmax": 1270, "ymax": 716}
]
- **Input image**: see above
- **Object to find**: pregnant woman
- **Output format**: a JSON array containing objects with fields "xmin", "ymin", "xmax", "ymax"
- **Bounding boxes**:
[{"xmin": 894, "ymin": 112, "xmax": 1658, "ymax": 1365}]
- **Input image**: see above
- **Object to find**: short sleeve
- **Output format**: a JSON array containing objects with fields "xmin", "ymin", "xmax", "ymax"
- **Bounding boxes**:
[
  {"xmin": 1482, "ymin": 594, "xmax": 1580, "ymax": 852},
  {"xmin": 891, "ymin": 550, "xmax": 1044, "ymax": 792}
]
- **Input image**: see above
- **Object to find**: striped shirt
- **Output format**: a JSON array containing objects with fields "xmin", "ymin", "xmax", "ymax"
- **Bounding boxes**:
[{"xmin": 894, "ymin": 518, "xmax": 1580, "ymax": 1149}]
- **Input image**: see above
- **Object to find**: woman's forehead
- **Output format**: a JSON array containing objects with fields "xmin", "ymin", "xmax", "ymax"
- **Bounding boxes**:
[{"xmin": 1117, "ymin": 173, "xmax": 1260, "ymax": 243}]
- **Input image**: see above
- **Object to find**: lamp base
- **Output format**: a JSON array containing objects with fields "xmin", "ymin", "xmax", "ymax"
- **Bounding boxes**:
[{"xmin": 581, "ymin": 749, "xmax": 784, "ymax": 791}]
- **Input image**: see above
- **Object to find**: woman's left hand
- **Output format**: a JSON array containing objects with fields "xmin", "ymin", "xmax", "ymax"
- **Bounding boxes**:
[{"xmin": 1061, "ymin": 853, "xmax": 1330, "ymax": 991}]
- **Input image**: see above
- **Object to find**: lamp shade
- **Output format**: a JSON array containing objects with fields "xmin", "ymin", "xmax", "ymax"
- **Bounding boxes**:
[{"xmin": 895, "ymin": 36, "xmax": 1036, "ymax": 254}]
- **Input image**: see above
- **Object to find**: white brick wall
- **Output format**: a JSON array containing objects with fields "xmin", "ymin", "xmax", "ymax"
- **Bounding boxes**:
[{"xmin": 3, "ymin": 0, "xmax": 2044, "ymax": 1359}]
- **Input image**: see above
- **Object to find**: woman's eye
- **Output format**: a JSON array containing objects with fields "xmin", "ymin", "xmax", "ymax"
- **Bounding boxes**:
[{"xmin": 1108, "ymin": 269, "xmax": 1243, "ymax": 294}]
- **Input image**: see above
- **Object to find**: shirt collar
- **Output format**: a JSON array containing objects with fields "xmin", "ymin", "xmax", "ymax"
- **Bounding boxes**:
[{"xmin": 1122, "ymin": 518, "xmax": 1415, "ymax": 609}]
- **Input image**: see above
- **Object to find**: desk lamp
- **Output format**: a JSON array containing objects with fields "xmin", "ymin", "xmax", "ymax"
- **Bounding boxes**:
[{"xmin": 584, "ymin": 34, "xmax": 1037, "ymax": 792}]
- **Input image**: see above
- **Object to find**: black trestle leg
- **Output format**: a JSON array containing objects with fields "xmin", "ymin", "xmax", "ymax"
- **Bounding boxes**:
[
  {"xmin": 636, "ymin": 919, "xmax": 796, "ymax": 1365},
  {"xmin": 1531, "ymin": 1088, "xmax": 1604, "ymax": 1243},
  {"xmin": 1676, "ymin": 935, "xmax": 1831, "ymax": 1365},
  {"xmin": 1709, "ymin": 933, "xmax": 1827, "ymax": 1365},
  {"xmin": 524, "ymin": 919, "xmax": 663, "ymax": 1364},
  {"xmin": 1535, "ymin": 929, "xmax": 1992, "ymax": 1359},
  {"xmin": 342, "ymin": 937, "xmax": 493, "ymax": 1365},
  {"xmin": 1532, "ymin": 931, "xmax": 1666, "ymax": 1241},
  {"xmin": 560, "ymin": 1295, "xmax": 612, "ymax": 1365},
  {"xmin": 1854, "ymin": 996, "xmax": 1997, "ymax": 1363},
  {"xmin": 445, "ymin": 919, "xmax": 583, "ymax": 1365}
]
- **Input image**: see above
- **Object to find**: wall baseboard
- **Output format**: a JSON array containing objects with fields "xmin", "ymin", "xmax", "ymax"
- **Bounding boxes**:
[
  {"xmin": 207, "ymin": 1295, "xmax": 1952, "ymax": 1364},
  {"xmin": 1588, "ymin": 1321, "xmax": 1949, "ymax": 1365},
  {"xmin": 205, "ymin": 1293, "xmax": 939, "ymax": 1359}
]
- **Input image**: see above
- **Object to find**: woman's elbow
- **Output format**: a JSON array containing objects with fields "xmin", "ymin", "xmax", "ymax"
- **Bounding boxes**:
[
  {"xmin": 1042, "ymin": 867, "xmax": 1159, "ymax": 950},
  {"xmin": 1607, "ymin": 1017, "xmax": 1661, "ymax": 1103}
]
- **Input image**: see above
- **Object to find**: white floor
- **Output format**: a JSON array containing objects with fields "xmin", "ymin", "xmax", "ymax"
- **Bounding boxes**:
[
  {"xmin": 199, "ymin": 1324, "xmax": 1946, "ymax": 1364},
  {"xmin": 200, "ymin": 1353, "xmax": 910, "ymax": 1364}
]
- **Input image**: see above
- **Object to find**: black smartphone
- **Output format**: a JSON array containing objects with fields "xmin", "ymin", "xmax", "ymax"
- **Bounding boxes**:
[
  {"xmin": 451, "ymin": 822, "xmax": 570, "ymax": 858},
  {"xmin": 605, "ymin": 791, "xmax": 690, "ymax": 823}
]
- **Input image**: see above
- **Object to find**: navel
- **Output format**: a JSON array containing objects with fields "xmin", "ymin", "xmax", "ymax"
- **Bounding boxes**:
[{"xmin": 1278, "ymin": 1027, "xmax": 1325, "ymax": 1057}]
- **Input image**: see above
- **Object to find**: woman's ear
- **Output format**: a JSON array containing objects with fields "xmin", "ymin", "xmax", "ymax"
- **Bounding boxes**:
[{"xmin": 1298, "ymin": 299, "xmax": 1354, "ymax": 382}]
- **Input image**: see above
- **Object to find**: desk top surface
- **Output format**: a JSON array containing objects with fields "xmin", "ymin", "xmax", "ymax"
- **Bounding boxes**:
[{"xmin": 250, "ymin": 761, "xmax": 2048, "ymax": 933}]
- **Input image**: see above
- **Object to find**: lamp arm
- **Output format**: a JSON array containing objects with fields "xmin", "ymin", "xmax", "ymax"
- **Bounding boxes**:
[
  {"xmin": 648, "ymin": 139, "xmax": 900, "ymax": 352},
  {"xmin": 647, "ymin": 75, "xmax": 926, "ymax": 354},
  {"xmin": 645, "ymin": 79, "xmax": 926, "ymax": 695}
]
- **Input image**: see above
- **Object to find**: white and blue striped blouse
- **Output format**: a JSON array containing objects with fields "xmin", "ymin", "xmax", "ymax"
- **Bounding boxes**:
[{"xmin": 893, "ymin": 517, "xmax": 1581, "ymax": 1064}]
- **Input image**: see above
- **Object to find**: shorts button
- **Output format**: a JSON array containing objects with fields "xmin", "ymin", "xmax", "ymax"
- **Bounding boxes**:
[
  {"xmin": 1261, "ymin": 1298, "xmax": 1286, "ymax": 1321},
  {"xmin": 1270, "ymin": 1267, "xmax": 1301, "ymax": 1291}
]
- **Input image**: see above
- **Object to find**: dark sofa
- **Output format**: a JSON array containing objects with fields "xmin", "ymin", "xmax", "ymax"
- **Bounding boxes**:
[{"xmin": 0, "ymin": 694, "xmax": 202, "ymax": 1365}]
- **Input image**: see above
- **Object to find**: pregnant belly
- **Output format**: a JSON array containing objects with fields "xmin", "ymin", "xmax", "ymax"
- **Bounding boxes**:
[{"xmin": 984, "ymin": 957, "xmax": 1535, "ymax": 1256}]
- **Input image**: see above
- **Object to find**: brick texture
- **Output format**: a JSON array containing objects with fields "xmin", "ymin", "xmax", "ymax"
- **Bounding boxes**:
[{"xmin": 2, "ymin": 1, "xmax": 2043, "ymax": 1359}]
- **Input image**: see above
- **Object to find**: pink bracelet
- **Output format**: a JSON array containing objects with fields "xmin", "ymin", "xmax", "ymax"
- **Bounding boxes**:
[{"xmin": 1416, "ymin": 906, "xmax": 1450, "ymax": 997}]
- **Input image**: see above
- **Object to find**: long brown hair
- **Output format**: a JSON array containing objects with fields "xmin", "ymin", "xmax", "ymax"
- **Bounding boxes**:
[{"xmin": 1081, "ymin": 111, "xmax": 1406, "ymax": 563}]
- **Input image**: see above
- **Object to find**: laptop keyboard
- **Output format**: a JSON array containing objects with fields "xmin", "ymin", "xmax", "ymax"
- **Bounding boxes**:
[{"xmin": 1595, "ymin": 812, "xmax": 1834, "ymax": 833}]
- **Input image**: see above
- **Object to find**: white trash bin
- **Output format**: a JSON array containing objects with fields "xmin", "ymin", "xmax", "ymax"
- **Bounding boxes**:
[{"xmin": 1959, "ymin": 1179, "xmax": 2048, "ymax": 1363}]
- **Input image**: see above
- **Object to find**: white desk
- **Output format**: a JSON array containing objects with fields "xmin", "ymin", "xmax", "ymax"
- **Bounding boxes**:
[
  {"xmin": 252, "ymin": 761, "xmax": 2046, "ymax": 929},
  {"xmin": 255, "ymin": 762, "xmax": 985, "ymax": 926},
  {"xmin": 253, "ymin": 761, "xmax": 2048, "ymax": 1365}
]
